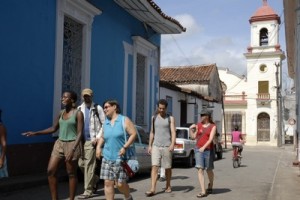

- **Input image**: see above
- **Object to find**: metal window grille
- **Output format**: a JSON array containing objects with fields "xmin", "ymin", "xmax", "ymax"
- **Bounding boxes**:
[
  {"xmin": 135, "ymin": 53, "xmax": 146, "ymax": 125},
  {"xmin": 62, "ymin": 16, "xmax": 82, "ymax": 98}
]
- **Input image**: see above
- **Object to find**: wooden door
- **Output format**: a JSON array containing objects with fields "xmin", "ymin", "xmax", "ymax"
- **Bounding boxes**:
[{"xmin": 257, "ymin": 113, "xmax": 270, "ymax": 141}]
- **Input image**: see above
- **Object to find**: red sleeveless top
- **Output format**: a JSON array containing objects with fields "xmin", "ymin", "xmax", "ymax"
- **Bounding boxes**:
[{"xmin": 195, "ymin": 123, "xmax": 215, "ymax": 149}]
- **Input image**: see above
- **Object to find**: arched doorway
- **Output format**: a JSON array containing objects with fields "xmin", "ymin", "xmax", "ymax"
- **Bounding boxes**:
[{"xmin": 257, "ymin": 112, "xmax": 270, "ymax": 141}]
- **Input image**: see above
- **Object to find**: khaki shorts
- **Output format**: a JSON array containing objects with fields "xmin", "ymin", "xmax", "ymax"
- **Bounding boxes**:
[
  {"xmin": 51, "ymin": 139, "xmax": 82, "ymax": 160},
  {"xmin": 151, "ymin": 145, "xmax": 172, "ymax": 169}
]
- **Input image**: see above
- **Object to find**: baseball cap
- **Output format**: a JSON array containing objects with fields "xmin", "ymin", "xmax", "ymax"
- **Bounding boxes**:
[{"xmin": 82, "ymin": 88, "xmax": 93, "ymax": 97}]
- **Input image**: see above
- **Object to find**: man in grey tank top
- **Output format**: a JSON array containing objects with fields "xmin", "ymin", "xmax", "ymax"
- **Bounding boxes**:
[{"xmin": 145, "ymin": 99, "xmax": 176, "ymax": 197}]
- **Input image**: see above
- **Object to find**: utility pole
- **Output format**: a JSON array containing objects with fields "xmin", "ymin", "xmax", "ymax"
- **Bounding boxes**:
[{"xmin": 275, "ymin": 62, "xmax": 282, "ymax": 147}]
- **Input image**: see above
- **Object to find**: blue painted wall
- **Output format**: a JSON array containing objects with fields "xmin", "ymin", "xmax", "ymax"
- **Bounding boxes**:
[
  {"xmin": 0, "ymin": 0, "xmax": 161, "ymax": 145},
  {"xmin": 89, "ymin": 0, "xmax": 160, "ymax": 115},
  {"xmin": 0, "ymin": 0, "xmax": 57, "ymax": 145}
]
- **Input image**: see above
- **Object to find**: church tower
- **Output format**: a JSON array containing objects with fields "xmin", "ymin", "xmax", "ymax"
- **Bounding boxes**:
[{"xmin": 244, "ymin": 0, "xmax": 285, "ymax": 145}]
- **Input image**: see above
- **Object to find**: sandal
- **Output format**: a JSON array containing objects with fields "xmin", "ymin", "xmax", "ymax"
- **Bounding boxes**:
[
  {"xmin": 196, "ymin": 193, "xmax": 207, "ymax": 198},
  {"xmin": 164, "ymin": 188, "xmax": 172, "ymax": 193},
  {"xmin": 206, "ymin": 183, "xmax": 213, "ymax": 194},
  {"xmin": 145, "ymin": 191, "xmax": 155, "ymax": 197}
]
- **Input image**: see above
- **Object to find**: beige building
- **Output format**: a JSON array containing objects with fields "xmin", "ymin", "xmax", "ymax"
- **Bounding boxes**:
[{"xmin": 219, "ymin": 0, "xmax": 285, "ymax": 146}]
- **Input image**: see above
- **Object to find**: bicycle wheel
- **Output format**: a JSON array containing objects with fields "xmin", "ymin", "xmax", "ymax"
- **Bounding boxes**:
[{"xmin": 233, "ymin": 160, "xmax": 239, "ymax": 168}]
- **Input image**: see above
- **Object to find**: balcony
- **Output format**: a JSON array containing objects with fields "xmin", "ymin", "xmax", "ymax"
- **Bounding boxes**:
[
  {"xmin": 223, "ymin": 92, "xmax": 247, "ymax": 106},
  {"xmin": 256, "ymin": 93, "xmax": 271, "ymax": 105}
]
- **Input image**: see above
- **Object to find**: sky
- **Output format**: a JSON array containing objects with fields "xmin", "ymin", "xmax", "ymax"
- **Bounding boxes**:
[{"xmin": 154, "ymin": 0, "xmax": 293, "ymax": 90}]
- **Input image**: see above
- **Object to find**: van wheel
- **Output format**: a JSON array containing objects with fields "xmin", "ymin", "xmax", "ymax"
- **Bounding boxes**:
[{"xmin": 186, "ymin": 152, "xmax": 194, "ymax": 168}]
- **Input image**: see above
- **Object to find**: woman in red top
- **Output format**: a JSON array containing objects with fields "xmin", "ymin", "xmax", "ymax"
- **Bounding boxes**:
[{"xmin": 190, "ymin": 110, "xmax": 216, "ymax": 198}]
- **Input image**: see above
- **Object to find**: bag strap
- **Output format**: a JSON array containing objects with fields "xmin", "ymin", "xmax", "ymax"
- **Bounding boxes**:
[
  {"xmin": 93, "ymin": 103, "xmax": 102, "ymax": 127},
  {"xmin": 122, "ymin": 115, "xmax": 127, "ymax": 143}
]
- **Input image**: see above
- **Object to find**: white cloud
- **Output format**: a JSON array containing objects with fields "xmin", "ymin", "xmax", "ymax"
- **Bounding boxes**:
[{"xmin": 160, "ymin": 34, "xmax": 247, "ymax": 75}]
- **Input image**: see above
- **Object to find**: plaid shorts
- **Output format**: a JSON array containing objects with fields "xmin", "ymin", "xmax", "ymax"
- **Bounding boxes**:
[{"xmin": 100, "ymin": 158, "xmax": 127, "ymax": 183}]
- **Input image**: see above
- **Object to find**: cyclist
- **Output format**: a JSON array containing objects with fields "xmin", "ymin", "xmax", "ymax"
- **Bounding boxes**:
[{"xmin": 231, "ymin": 126, "xmax": 244, "ymax": 157}]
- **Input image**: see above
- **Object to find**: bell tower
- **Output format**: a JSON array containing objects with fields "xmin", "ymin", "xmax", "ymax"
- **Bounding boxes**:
[{"xmin": 244, "ymin": 0, "xmax": 285, "ymax": 145}]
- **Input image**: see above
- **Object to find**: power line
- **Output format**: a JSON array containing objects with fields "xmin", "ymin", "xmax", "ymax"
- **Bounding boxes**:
[{"xmin": 170, "ymin": 35, "xmax": 193, "ymax": 66}]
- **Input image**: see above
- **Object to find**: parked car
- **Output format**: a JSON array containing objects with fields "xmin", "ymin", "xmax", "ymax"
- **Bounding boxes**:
[
  {"xmin": 214, "ymin": 132, "xmax": 223, "ymax": 160},
  {"xmin": 173, "ymin": 126, "xmax": 223, "ymax": 167},
  {"xmin": 173, "ymin": 127, "xmax": 196, "ymax": 167},
  {"xmin": 134, "ymin": 125, "xmax": 152, "ymax": 173}
]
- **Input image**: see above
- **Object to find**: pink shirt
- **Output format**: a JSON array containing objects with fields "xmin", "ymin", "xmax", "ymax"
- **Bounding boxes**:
[{"xmin": 232, "ymin": 131, "xmax": 241, "ymax": 142}]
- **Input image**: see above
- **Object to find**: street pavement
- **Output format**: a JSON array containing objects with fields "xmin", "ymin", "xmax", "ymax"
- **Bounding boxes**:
[{"xmin": 0, "ymin": 145, "xmax": 299, "ymax": 200}]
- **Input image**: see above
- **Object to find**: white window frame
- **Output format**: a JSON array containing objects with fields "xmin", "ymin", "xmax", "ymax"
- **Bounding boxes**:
[
  {"xmin": 131, "ymin": 36, "xmax": 158, "ymax": 127},
  {"xmin": 53, "ymin": 0, "xmax": 101, "ymax": 120}
]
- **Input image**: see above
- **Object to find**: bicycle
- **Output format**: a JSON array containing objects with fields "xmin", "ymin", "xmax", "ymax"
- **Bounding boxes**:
[{"xmin": 232, "ymin": 145, "xmax": 242, "ymax": 168}]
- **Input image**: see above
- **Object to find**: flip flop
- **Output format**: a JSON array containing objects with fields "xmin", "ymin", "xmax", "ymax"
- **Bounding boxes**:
[
  {"xmin": 196, "ymin": 193, "xmax": 207, "ymax": 198},
  {"xmin": 145, "ymin": 191, "xmax": 155, "ymax": 197}
]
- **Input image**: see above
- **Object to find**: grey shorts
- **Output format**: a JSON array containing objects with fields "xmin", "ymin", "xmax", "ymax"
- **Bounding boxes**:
[
  {"xmin": 51, "ymin": 139, "xmax": 81, "ymax": 160},
  {"xmin": 100, "ymin": 158, "xmax": 127, "ymax": 183},
  {"xmin": 151, "ymin": 145, "xmax": 172, "ymax": 169}
]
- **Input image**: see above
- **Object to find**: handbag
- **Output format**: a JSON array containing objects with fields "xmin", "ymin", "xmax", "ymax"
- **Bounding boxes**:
[
  {"xmin": 121, "ymin": 160, "xmax": 135, "ymax": 178},
  {"xmin": 121, "ymin": 116, "xmax": 139, "ymax": 177}
]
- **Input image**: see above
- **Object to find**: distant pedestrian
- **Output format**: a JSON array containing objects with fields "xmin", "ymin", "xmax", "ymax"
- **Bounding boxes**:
[
  {"xmin": 146, "ymin": 99, "xmax": 176, "ymax": 197},
  {"xmin": 22, "ymin": 90, "xmax": 84, "ymax": 200},
  {"xmin": 0, "ymin": 109, "xmax": 8, "ymax": 179},
  {"xmin": 77, "ymin": 88, "xmax": 105, "ymax": 199},
  {"xmin": 190, "ymin": 110, "xmax": 216, "ymax": 198},
  {"xmin": 96, "ymin": 100, "xmax": 136, "ymax": 200},
  {"xmin": 231, "ymin": 126, "xmax": 244, "ymax": 156}
]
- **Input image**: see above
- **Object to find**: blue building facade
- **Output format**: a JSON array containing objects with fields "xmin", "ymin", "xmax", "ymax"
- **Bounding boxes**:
[{"xmin": 0, "ymin": 0, "xmax": 184, "ymax": 176}]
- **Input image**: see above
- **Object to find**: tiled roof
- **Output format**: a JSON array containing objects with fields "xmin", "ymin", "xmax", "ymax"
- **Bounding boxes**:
[
  {"xmin": 147, "ymin": 0, "xmax": 186, "ymax": 32},
  {"xmin": 160, "ymin": 64, "xmax": 217, "ymax": 84},
  {"xmin": 114, "ymin": 0, "xmax": 186, "ymax": 34},
  {"xmin": 249, "ymin": 0, "xmax": 280, "ymax": 23}
]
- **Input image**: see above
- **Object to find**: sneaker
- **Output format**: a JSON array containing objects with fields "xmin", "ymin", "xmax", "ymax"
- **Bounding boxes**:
[{"xmin": 77, "ymin": 194, "xmax": 93, "ymax": 199}]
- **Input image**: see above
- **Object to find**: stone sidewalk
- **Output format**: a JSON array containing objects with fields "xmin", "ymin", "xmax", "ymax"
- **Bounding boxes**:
[{"xmin": 0, "ymin": 145, "xmax": 299, "ymax": 199}]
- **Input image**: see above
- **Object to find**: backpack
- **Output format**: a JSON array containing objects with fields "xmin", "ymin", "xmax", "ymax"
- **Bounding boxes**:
[
  {"xmin": 78, "ymin": 103, "xmax": 102, "ymax": 126},
  {"xmin": 93, "ymin": 103, "xmax": 102, "ymax": 126}
]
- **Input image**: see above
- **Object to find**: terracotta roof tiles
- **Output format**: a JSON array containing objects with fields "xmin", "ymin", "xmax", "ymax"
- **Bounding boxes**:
[{"xmin": 160, "ymin": 64, "xmax": 216, "ymax": 84}]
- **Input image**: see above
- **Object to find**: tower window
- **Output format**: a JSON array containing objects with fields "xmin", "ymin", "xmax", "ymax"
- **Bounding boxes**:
[
  {"xmin": 258, "ymin": 81, "xmax": 269, "ymax": 94},
  {"xmin": 260, "ymin": 28, "xmax": 268, "ymax": 46},
  {"xmin": 259, "ymin": 64, "xmax": 267, "ymax": 72}
]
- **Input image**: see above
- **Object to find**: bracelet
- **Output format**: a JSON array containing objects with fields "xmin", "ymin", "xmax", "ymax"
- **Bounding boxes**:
[{"xmin": 123, "ymin": 146, "xmax": 127, "ymax": 149}]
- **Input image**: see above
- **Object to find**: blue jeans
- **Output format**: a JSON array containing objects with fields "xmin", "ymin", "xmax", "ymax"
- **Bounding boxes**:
[{"xmin": 195, "ymin": 148, "xmax": 214, "ymax": 170}]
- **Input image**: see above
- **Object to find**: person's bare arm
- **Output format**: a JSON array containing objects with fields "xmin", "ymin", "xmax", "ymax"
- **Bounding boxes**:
[
  {"xmin": 96, "ymin": 136, "xmax": 105, "ymax": 159},
  {"xmin": 169, "ymin": 116, "xmax": 176, "ymax": 151},
  {"xmin": 22, "ymin": 112, "xmax": 60, "ymax": 136},
  {"xmin": 148, "ymin": 116, "xmax": 154, "ymax": 154},
  {"xmin": 119, "ymin": 117, "xmax": 137, "ymax": 157},
  {"xmin": 189, "ymin": 124, "xmax": 198, "ymax": 140},
  {"xmin": 0, "ymin": 125, "xmax": 7, "ymax": 168}
]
